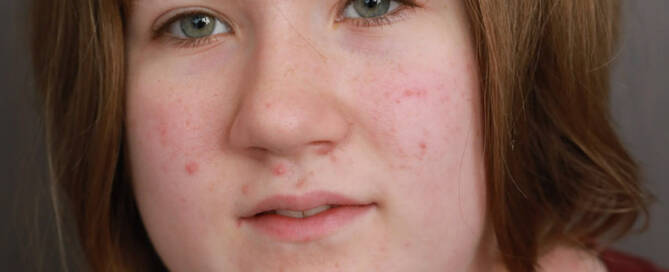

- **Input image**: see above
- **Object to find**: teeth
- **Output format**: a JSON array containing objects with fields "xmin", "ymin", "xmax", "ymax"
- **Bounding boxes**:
[
  {"xmin": 275, "ymin": 209, "xmax": 304, "ymax": 218},
  {"xmin": 303, "ymin": 205, "xmax": 332, "ymax": 217},
  {"xmin": 275, "ymin": 205, "xmax": 333, "ymax": 218}
]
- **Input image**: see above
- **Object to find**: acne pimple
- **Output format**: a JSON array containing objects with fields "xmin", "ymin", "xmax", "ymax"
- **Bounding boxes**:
[
  {"xmin": 265, "ymin": 103, "xmax": 272, "ymax": 109},
  {"xmin": 185, "ymin": 161, "xmax": 199, "ymax": 175},
  {"xmin": 418, "ymin": 142, "xmax": 428, "ymax": 159},
  {"xmin": 272, "ymin": 164, "xmax": 287, "ymax": 176},
  {"xmin": 241, "ymin": 185, "xmax": 250, "ymax": 195}
]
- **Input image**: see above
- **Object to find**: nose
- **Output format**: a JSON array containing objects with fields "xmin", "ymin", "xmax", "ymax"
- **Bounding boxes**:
[
  {"xmin": 229, "ymin": 91, "xmax": 349, "ymax": 158},
  {"xmin": 228, "ymin": 28, "xmax": 349, "ymax": 160}
]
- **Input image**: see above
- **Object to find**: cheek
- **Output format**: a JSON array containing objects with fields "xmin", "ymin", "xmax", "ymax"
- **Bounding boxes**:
[
  {"xmin": 124, "ymin": 64, "xmax": 243, "ymax": 267},
  {"xmin": 124, "ymin": 63, "xmax": 236, "ymax": 226},
  {"xmin": 353, "ymin": 58, "xmax": 480, "ymax": 170},
  {"xmin": 125, "ymin": 44, "xmax": 240, "ymax": 178},
  {"xmin": 125, "ymin": 63, "xmax": 233, "ymax": 180},
  {"xmin": 350, "ymin": 50, "xmax": 486, "ymax": 239}
]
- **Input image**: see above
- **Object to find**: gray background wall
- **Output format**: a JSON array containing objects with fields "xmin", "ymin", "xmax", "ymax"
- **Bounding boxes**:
[{"xmin": 2, "ymin": 0, "xmax": 667, "ymax": 270}]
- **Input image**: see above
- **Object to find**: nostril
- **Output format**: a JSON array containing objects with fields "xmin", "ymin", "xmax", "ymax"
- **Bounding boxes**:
[
  {"xmin": 311, "ymin": 141, "xmax": 335, "ymax": 155},
  {"xmin": 250, "ymin": 146, "xmax": 269, "ymax": 153}
]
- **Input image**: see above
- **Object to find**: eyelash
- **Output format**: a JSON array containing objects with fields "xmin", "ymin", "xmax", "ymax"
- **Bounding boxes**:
[
  {"xmin": 336, "ymin": 0, "xmax": 418, "ymax": 27},
  {"xmin": 153, "ymin": 0, "xmax": 420, "ymax": 49}
]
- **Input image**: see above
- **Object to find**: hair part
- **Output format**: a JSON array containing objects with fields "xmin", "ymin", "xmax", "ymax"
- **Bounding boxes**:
[{"xmin": 31, "ymin": 0, "xmax": 648, "ymax": 271}]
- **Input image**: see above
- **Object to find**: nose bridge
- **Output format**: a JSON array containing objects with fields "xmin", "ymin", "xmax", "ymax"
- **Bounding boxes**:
[
  {"xmin": 253, "ymin": 8, "xmax": 327, "ymax": 82},
  {"xmin": 228, "ymin": 12, "xmax": 346, "ymax": 159}
]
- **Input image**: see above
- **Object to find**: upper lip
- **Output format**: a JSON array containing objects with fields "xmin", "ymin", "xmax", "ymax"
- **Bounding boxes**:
[{"xmin": 241, "ymin": 191, "xmax": 373, "ymax": 218}]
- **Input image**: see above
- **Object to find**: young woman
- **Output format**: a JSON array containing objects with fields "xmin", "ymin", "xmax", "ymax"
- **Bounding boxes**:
[{"xmin": 31, "ymin": 0, "xmax": 664, "ymax": 271}]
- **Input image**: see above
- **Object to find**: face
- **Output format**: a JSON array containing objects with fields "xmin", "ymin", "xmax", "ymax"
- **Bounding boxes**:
[{"xmin": 125, "ymin": 0, "xmax": 488, "ymax": 271}]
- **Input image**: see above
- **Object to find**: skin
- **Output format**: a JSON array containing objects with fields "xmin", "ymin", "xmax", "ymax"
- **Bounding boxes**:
[{"xmin": 125, "ymin": 0, "xmax": 604, "ymax": 271}]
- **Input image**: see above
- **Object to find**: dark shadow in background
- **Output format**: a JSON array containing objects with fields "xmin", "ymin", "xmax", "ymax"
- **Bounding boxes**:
[{"xmin": 2, "ymin": 0, "xmax": 667, "ymax": 270}]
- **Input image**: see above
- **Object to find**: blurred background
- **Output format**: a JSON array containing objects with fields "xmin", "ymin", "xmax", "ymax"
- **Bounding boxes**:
[{"xmin": 2, "ymin": 0, "xmax": 667, "ymax": 270}]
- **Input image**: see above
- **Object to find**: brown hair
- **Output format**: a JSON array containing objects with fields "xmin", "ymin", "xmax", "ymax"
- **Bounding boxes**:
[{"xmin": 31, "ymin": 0, "xmax": 648, "ymax": 271}]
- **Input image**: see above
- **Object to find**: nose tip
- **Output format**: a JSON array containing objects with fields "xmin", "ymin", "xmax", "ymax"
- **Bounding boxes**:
[{"xmin": 229, "ymin": 91, "xmax": 350, "ymax": 159}]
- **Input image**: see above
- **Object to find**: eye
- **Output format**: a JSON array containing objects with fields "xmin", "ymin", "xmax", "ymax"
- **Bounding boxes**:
[
  {"xmin": 343, "ymin": 0, "xmax": 401, "ymax": 19},
  {"xmin": 166, "ymin": 13, "xmax": 231, "ymax": 39}
]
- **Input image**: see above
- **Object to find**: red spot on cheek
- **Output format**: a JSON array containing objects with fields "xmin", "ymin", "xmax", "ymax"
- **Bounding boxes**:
[
  {"xmin": 185, "ymin": 162, "xmax": 199, "ymax": 175},
  {"xmin": 241, "ymin": 185, "xmax": 250, "ymax": 195},
  {"xmin": 418, "ymin": 142, "xmax": 428, "ymax": 159},
  {"xmin": 272, "ymin": 164, "xmax": 287, "ymax": 176},
  {"xmin": 158, "ymin": 124, "xmax": 168, "ymax": 146},
  {"xmin": 265, "ymin": 103, "xmax": 272, "ymax": 109}
]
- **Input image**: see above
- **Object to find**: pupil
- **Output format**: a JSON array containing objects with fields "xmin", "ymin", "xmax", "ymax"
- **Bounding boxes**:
[
  {"xmin": 192, "ymin": 16, "xmax": 210, "ymax": 29},
  {"xmin": 362, "ymin": 0, "xmax": 381, "ymax": 8}
]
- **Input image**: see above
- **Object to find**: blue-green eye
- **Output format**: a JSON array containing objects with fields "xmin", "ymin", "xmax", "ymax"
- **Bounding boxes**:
[
  {"xmin": 343, "ymin": 0, "xmax": 401, "ymax": 19},
  {"xmin": 167, "ymin": 13, "xmax": 231, "ymax": 39}
]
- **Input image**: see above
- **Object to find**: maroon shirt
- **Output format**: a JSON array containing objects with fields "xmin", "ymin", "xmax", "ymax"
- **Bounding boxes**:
[{"xmin": 600, "ymin": 249, "xmax": 668, "ymax": 272}]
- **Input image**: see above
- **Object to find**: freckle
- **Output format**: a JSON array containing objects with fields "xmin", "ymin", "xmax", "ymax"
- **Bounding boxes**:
[
  {"xmin": 185, "ymin": 161, "xmax": 199, "ymax": 175},
  {"xmin": 272, "ymin": 164, "xmax": 287, "ymax": 176},
  {"xmin": 242, "ymin": 185, "xmax": 250, "ymax": 195},
  {"xmin": 330, "ymin": 154, "xmax": 338, "ymax": 163},
  {"xmin": 403, "ymin": 241, "xmax": 412, "ymax": 248},
  {"xmin": 404, "ymin": 89, "xmax": 427, "ymax": 98},
  {"xmin": 295, "ymin": 178, "xmax": 306, "ymax": 189}
]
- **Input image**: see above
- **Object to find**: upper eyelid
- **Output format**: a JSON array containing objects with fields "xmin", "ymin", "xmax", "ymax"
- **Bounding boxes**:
[
  {"xmin": 336, "ymin": 0, "xmax": 419, "ymax": 20},
  {"xmin": 151, "ymin": 6, "xmax": 230, "ymax": 34}
]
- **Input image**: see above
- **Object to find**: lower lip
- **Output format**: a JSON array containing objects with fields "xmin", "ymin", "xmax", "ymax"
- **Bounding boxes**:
[{"xmin": 242, "ymin": 205, "xmax": 374, "ymax": 242}]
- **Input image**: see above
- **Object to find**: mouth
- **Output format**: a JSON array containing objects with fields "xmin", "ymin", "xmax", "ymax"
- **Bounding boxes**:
[
  {"xmin": 255, "ymin": 204, "xmax": 341, "ymax": 218},
  {"xmin": 240, "ymin": 191, "xmax": 375, "ymax": 242}
]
